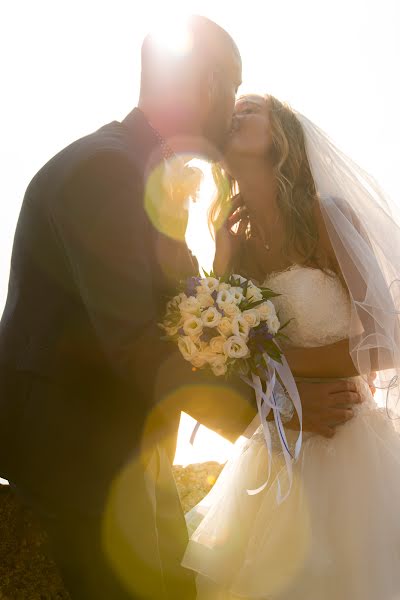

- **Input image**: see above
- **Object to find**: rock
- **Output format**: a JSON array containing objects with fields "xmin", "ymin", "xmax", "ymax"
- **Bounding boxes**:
[
  {"xmin": 0, "ymin": 485, "xmax": 70, "ymax": 599},
  {"xmin": 0, "ymin": 462, "xmax": 224, "ymax": 598},
  {"xmin": 173, "ymin": 461, "xmax": 224, "ymax": 513}
]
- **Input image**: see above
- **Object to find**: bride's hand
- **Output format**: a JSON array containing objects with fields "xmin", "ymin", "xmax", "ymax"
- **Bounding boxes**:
[{"xmin": 213, "ymin": 196, "xmax": 248, "ymax": 276}]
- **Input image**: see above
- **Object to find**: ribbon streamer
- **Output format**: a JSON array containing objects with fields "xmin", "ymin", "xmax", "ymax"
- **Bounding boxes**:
[
  {"xmin": 241, "ymin": 353, "xmax": 302, "ymax": 503},
  {"xmin": 188, "ymin": 353, "xmax": 302, "ymax": 503}
]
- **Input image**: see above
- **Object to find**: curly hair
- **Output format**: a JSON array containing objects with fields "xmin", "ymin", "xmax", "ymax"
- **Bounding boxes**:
[{"xmin": 209, "ymin": 94, "xmax": 328, "ymax": 273}]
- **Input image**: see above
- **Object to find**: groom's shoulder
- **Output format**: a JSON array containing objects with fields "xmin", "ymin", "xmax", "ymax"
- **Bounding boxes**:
[
  {"xmin": 54, "ymin": 121, "xmax": 133, "ymax": 171},
  {"xmin": 30, "ymin": 121, "xmax": 139, "ymax": 195}
]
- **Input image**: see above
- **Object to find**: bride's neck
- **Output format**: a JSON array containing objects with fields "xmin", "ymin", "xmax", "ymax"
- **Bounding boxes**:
[{"xmin": 234, "ymin": 160, "xmax": 278, "ymax": 227}]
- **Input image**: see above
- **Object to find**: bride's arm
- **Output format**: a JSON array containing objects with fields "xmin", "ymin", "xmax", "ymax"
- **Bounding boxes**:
[{"xmin": 284, "ymin": 338, "xmax": 393, "ymax": 379}]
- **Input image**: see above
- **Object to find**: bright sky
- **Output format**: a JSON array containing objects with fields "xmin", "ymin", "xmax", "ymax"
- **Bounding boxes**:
[{"xmin": 1, "ymin": 0, "xmax": 400, "ymax": 470}]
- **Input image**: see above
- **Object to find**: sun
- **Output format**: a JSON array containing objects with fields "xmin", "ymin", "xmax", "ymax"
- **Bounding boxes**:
[{"xmin": 148, "ymin": 14, "xmax": 194, "ymax": 58}]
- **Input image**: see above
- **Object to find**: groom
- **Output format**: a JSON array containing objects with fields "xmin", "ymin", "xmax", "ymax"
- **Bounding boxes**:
[{"xmin": 0, "ymin": 15, "xmax": 362, "ymax": 600}]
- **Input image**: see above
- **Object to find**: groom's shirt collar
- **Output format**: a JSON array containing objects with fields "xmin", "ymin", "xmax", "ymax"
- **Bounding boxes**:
[
  {"xmin": 121, "ymin": 107, "xmax": 175, "ymax": 177},
  {"xmin": 138, "ymin": 109, "xmax": 175, "ymax": 161}
]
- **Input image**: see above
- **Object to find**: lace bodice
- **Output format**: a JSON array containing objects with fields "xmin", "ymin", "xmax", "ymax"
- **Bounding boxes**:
[{"xmin": 263, "ymin": 265, "xmax": 351, "ymax": 348}]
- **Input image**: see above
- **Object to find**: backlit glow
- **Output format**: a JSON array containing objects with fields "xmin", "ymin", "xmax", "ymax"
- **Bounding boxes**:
[{"xmin": 1, "ymin": 1, "xmax": 399, "ymax": 469}]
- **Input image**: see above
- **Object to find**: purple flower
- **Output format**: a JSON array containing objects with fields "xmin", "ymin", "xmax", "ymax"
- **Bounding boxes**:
[
  {"xmin": 186, "ymin": 276, "xmax": 202, "ymax": 297},
  {"xmin": 248, "ymin": 323, "xmax": 274, "ymax": 353}
]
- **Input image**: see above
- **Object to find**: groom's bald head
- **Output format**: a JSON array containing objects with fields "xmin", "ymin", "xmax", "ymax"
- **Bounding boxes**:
[
  {"xmin": 139, "ymin": 16, "xmax": 242, "ymax": 154},
  {"xmin": 140, "ymin": 16, "xmax": 241, "ymax": 90}
]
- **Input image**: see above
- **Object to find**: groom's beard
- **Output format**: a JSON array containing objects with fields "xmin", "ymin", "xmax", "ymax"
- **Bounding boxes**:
[{"xmin": 202, "ymin": 95, "xmax": 233, "ymax": 156}]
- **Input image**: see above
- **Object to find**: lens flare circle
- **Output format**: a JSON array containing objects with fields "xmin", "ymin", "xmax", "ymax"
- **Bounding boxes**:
[{"xmin": 149, "ymin": 18, "xmax": 193, "ymax": 58}]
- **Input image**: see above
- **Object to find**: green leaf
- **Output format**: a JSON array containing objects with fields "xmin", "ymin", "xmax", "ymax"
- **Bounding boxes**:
[
  {"xmin": 242, "ymin": 279, "xmax": 249, "ymax": 297},
  {"xmin": 262, "ymin": 339, "xmax": 283, "ymax": 363},
  {"xmin": 278, "ymin": 318, "xmax": 293, "ymax": 332},
  {"xmin": 262, "ymin": 290, "xmax": 281, "ymax": 300},
  {"xmin": 276, "ymin": 331, "xmax": 290, "ymax": 343},
  {"xmin": 243, "ymin": 299, "xmax": 266, "ymax": 310}
]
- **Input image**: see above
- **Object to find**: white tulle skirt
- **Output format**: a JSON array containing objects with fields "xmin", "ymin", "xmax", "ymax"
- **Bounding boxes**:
[{"xmin": 182, "ymin": 377, "xmax": 400, "ymax": 600}]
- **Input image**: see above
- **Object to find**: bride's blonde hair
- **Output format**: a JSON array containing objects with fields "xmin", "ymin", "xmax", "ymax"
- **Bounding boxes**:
[{"xmin": 209, "ymin": 94, "xmax": 326, "ymax": 272}]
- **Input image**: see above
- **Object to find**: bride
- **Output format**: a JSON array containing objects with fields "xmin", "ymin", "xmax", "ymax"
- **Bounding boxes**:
[{"xmin": 182, "ymin": 94, "xmax": 400, "ymax": 599}]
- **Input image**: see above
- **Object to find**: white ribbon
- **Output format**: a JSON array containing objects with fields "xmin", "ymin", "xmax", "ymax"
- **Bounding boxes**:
[{"xmin": 241, "ymin": 353, "xmax": 302, "ymax": 503}]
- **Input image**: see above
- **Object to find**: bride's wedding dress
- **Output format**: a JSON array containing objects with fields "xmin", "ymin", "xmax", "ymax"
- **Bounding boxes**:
[{"xmin": 183, "ymin": 265, "xmax": 400, "ymax": 600}]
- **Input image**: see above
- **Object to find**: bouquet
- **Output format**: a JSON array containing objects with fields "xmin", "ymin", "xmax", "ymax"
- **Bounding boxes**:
[
  {"xmin": 160, "ymin": 273, "xmax": 286, "ymax": 378},
  {"xmin": 160, "ymin": 272, "xmax": 303, "ymax": 503}
]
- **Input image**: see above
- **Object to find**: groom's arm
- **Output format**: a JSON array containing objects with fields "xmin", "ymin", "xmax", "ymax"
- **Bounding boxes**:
[
  {"xmin": 154, "ymin": 350, "xmax": 257, "ymax": 442},
  {"xmin": 49, "ymin": 148, "xmax": 255, "ymax": 439}
]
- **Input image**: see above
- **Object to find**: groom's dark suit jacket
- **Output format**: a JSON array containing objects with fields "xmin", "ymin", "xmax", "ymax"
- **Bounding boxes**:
[{"xmin": 0, "ymin": 108, "xmax": 256, "ymax": 596}]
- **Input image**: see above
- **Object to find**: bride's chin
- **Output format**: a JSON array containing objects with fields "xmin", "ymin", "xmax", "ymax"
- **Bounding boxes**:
[{"xmin": 221, "ymin": 147, "xmax": 243, "ymax": 179}]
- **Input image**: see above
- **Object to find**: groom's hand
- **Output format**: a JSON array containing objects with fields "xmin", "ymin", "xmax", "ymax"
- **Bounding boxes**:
[{"xmin": 286, "ymin": 380, "xmax": 362, "ymax": 438}]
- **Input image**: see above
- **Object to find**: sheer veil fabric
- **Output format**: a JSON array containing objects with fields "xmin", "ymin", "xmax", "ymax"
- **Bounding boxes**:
[
  {"xmin": 297, "ymin": 113, "xmax": 400, "ymax": 415},
  {"xmin": 181, "ymin": 114, "xmax": 400, "ymax": 600}
]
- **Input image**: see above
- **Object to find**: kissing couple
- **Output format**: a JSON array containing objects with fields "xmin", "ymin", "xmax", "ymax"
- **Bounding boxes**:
[{"xmin": 1, "ymin": 15, "xmax": 400, "ymax": 600}]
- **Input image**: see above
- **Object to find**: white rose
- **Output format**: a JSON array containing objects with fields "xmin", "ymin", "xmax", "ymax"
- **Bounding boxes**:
[
  {"xmin": 178, "ymin": 336, "xmax": 200, "ymax": 362},
  {"xmin": 209, "ymin": 354, "xmax": 228, "ymax": 376},
  {"xmin": 222, "ymin": 302, "xmax": 240, "ymax": 317},
  {"xmin": 217, "ymin": 317, "xmax": 233, "ymax": 337},
  {"xmin": 166, "ymin": 293, "xmax": 187, "ymax": 317},
  {"xmin": 231, "ymin": 315, "xmax": 250, "ymax": 340},
  {"xmin": 230, "ymin": 287, "xmax": 245, "ymax": 304},
  {"xmin": 209, "ymin": 336, "xmax": 226, "ymax": 354},
  {"xmin": 162, "ymin": 323, "xmax": 179, "ymax": 337},
  {"xmin": 213, "ymin": 363, "xmax": 228, "ymax": 376},
  {"xmin": 179, "ymin": 296, "xmax": 201, "ymax": 316},
  {"xmin": 168, "ymin": 292, "xmax": 186, "ymax": 308},
  {"xmin": 183, "ymin": 316, "xmax": 203, "ymax": 338},
  {"xmin": 216, "ymin": 289, "xmax": 234, "ymax": 306},
  {"xmin": 197, "ymin": 292, "xmax": 214, "ymax": 308},
  {"xmin": 216, "ymin": 289, "xmax": 241, "ymax": 316},
  {"xmin": 257, "ymin": 300, "xmax": 276, "ymax": 321},
  {"xmin": 175, "ymin": 292, "xmax": 187, "ymax": 304},
  {"xmin": 208, "ymin": 352, "xmax": 228, "ymax": 367},
  {"xmin": 267, "ymin": 315, "xmax": 281, "ymax": 335},
  {"xmin": 242, "ymin": 309, "xmax": 261, "ymax": 328},
  {"xmin": 218, "ymin": 282, "xmax": 231, "ymax": 291},
  {"xmin": 200, "ymin": 277, "xmax": 220, "ymax": 294},
  {"xmin": 246, "ymin": 282, "xmax": 263, "ymax": 303},
  {"xmin": 201, "ymin": 306, "xmax": 222, "ymax": 328},
  {"xmin": 191, "ymin": 352, "xmax": 208, "ymax": 368},
  {"xmin": 224, "ymin": 335, "xmax": 250, "ymax": 359}
]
